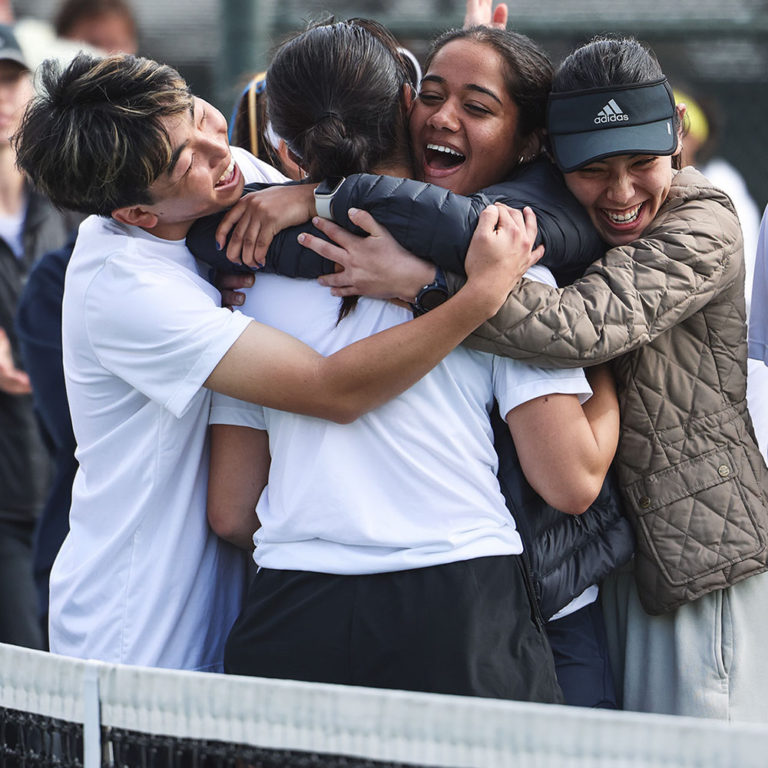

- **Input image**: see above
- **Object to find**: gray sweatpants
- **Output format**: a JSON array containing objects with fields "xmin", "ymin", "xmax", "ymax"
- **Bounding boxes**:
[{"xmin": 601, "ymin": 565, "xmax": 768, "ymax": 722}]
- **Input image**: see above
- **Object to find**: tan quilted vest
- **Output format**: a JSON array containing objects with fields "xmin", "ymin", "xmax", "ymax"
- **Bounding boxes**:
[{"xmin": 464, "ymin": 167, "xmax": 768, "ymax": 614}]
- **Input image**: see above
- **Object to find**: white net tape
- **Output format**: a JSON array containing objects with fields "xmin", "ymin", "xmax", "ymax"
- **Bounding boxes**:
[{"xmin": 2, "ymin": 641, "xmax": 768, "ymax": 768}]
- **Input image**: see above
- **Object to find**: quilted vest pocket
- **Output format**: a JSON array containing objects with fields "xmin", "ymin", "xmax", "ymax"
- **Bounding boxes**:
[{"xmin": 625, "ymin": 446, "xmax": 766, "ymax": 589}]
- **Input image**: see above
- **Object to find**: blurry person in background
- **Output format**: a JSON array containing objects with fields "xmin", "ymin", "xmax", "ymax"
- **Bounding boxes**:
[
  {"xmin": 14, "ymin": 0, "xmax": 138, "ymax": 646},
  {"xmin": 675, "ymin": 86, "xmax": 766, "ymax": 462},
  {"xmin": 748, "ymin": 209, "xmax": 768, "ymax": 462},
  {"xmin": 675, "ymin": 86, "xmax": 761, "ymax": 298},
  {"xmin": 15, "ymin": 232, "xmax": 79, "ymax": 646},
  {"xmin": 54, "ymin": 0, "xmax": 138, "ymax": 54},
  {"xmin": 0, "ymin": 24, "xmax": 80, "ymax": 650}
]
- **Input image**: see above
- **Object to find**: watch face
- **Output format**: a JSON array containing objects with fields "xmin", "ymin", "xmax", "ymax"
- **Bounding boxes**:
[
  {"xmin": 315, "ymin": 176, "xmax": 345, "ymax": 196},
  {"xmin": 419, "ymin": 286, "xmax": 449, "ymax": 312}
]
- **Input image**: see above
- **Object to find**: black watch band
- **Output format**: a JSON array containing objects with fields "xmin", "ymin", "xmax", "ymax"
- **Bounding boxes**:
[{"xmin": 411, "ymin": 267, "xmax": 449, "ymax": 315}]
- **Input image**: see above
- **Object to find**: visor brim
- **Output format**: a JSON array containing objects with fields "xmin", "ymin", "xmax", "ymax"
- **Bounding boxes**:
[{"xmin": 550, "ymin": 118, "xmax": 677, "ymax": 173}]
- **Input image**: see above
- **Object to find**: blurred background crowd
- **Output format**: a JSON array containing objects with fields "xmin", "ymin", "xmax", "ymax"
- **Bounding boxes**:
[{"xmin": 12, "ymin": 0, "xmax": 768, "ymax": 220}]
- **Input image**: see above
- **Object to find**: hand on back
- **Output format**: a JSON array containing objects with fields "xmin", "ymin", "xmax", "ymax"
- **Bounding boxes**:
[
  {"xmin": 215, "ymin": 184, "xmax": 316, "ymax": 268},
  {"xmin": 464, "ymin": 204, "xmax": 543, "ymax": 314},
  {"xmin": 301, "ymin": 208, "xmax": 435, "ymax": 301}
]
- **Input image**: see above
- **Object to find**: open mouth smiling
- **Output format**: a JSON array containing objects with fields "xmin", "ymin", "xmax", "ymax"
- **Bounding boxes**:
[
  {"xmin": 601, "ymin": 202, "xmax": 644, "ymax": 226},
  {"xmin": 425, "ymin": 143, "xmax": 466, "ymax": 171},
  {"xmin": 215, "ymin": 155, "xmax": 236, "ymax": 188}
]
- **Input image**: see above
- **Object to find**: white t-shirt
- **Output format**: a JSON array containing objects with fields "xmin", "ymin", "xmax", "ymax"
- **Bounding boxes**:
[
  {"xmin": 49, "ymin": 148, "xmax": 286, "ymax": 671},
  {"xmin": 210, "ymin": 266, "xmax": 592, "ymax": 576}
]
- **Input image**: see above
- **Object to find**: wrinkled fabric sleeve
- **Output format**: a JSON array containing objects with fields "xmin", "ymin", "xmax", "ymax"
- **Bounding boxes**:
[
  {"xmin": 457, "ymin": 191, "xmax": 743, "ymax": 368},
  {"xmin": 187, "ymin": 162, "xmax": 603, "ymax": 282},
  {"xmin": 330, "ymin": 162, "xmax": 604, "ymax": 281},
  {"xmin": 187, "ymin": 182, "xmax": 336, "ymax": 278}
]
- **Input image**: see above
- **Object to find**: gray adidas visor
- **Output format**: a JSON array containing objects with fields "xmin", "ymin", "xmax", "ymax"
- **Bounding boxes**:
[{"xmin": 547, "ymin": 79, "xmax": 677, "ymax": 173}]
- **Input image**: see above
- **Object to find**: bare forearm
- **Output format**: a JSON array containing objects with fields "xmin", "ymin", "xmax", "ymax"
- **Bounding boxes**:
[
  {"xmin": 207, "ymin": 425, "xmax": 267, "ymax": 550},
  {"xmin": 208, "ymin": 280, "xmax": 505, "ymax": 422},
  {"xmin": 582, "ymin": 364, "xmax": 620, "ymax": 476},
  {"xmin": 508, "ymin": 390, "xmax": 617, "ymax": 515}
]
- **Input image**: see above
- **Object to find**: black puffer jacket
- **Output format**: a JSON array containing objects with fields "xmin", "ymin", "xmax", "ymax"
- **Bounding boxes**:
[
  {"xmin": 187, "ymin": 158, "xmax": 634, "ymax": 618},
  {"xmin": 492, "ymin": 406, "xmax": 631, "ymax": 619},
  {"xmin": 191, "ymin": 158, "xmax": 602, "ymax": 284}
]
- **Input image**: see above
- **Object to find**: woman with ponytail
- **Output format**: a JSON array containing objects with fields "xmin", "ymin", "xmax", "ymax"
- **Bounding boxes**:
[{"xmin": 205, "ymin": 19, "xmax": 620, "ymax": 702}]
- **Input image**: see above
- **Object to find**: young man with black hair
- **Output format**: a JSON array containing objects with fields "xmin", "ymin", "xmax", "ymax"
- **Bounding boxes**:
[{"xmin": 13, "ymin": 52, "xmax": 535, "ymax": 670}]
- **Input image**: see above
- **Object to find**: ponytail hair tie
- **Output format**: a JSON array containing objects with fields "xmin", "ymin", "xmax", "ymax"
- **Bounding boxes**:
[{"xmin": 318, "ymin": 111, "xmax": 342, "ymax": 123}]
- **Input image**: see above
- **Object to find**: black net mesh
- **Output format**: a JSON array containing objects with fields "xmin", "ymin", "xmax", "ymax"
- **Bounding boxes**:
[
  {"xmin": 106, "ymin": 729, "xmax": 426, "ymax": 768},
  {"xmin": 0, "ymin": 708, "xmax": 427, "ymax": 768},
  {"xmin": 0, "ymin": 707, "xmax": 83, "ymax": 768}
]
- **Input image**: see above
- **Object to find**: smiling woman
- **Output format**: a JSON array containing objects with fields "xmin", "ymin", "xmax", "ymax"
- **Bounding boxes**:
[
  {"xmin": 456, "ymin": 36, "xmax": 768, "ymax": 722},
  {"xmin": 410, "ymin": 27, "xmax": 549, "ymax": 196},
  {"xmin": 412, "ymin": 38, "xmax": 521, "ymax": 194},
  {"xmin": 563, "ymin": 154, "xmax": 678, "ymax": 246},
  {"xmin": 547, "ymin": 49, "xmax": 684, "ymax": 247}
]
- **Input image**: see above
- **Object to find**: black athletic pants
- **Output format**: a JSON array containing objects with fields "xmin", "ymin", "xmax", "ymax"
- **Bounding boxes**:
[{"xmin": 225, "ymin": 555, "xmax": 564, "ymax": 703}]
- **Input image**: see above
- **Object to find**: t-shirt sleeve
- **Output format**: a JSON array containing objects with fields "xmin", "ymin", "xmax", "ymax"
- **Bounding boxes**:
[
  {"xmin": 84, "ymin": 256, "xmax": 252, "ymax": 419},
  {"xmin": 492, "ymin": 264, "xmax": 592, "ymax": 417},
  {"xmin": 210, "ymin": 391, "xmax": 267, "ymax": 430},
  {"xmin": 493, "ymin": 356, "xmax": 592, "ymax": 419}
]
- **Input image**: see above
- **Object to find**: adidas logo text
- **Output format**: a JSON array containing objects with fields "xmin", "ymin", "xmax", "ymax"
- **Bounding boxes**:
[{"xmin": 594, "ymin": 99, "xmax": 629, "ymax": 124}]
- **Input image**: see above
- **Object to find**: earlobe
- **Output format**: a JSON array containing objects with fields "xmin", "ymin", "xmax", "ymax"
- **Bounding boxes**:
[
  {"xmin": 402, "ymin": 82, "xmax": 415, "ymax": 113},
  {"xmin": 112, "ymin": 205, "xmax": 159, "ymax": 229}
]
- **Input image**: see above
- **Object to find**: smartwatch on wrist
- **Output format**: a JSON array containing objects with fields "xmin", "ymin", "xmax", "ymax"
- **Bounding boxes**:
[
  {"xmin": 412, "ymin": 267, "xmax": 449, "ymax": 315},
  {"xmin": 313, "ymin": 176, "xmax": 346, "ymax": 219}
]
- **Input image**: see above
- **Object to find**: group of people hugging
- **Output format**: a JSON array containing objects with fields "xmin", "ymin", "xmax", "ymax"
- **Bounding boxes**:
[{"xmin": 12, "ymin": 0, "xmax": 768, "ymax": 724}]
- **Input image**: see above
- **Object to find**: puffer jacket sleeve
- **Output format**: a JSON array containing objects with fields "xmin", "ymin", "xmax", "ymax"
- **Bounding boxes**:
[
  {"xmin": 329, "ymin": 173, "xmax": 491, "ymax": 274},
  {"xmin": 331, "ymin": 159, "xmax": 604, "ymax": 281},
  {"xmin": 187, "ymin": 182, "xmax": 337, "ymax": 277},
  {"xmin": 186, "ymin": 177, "xmax": 480, "ymax": 276},
  {"xmin": 187, "ymin": 162, "xmax": 604, "ymax": 282},
  {"xmin": 459, "ymin": 170, "xmax": 744, "ymax": 368}
]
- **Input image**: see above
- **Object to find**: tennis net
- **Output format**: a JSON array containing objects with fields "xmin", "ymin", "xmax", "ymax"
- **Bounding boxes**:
[{"xmin": 2, "ymin": 641, "xmax": 768, "ymax": 768}]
